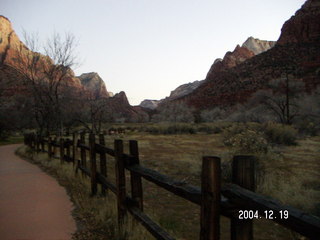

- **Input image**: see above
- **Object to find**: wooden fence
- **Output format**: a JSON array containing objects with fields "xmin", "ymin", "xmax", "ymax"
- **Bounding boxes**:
[{"xmin": 24, "ymin": 133, "xmax": 320, "ymax": 240}]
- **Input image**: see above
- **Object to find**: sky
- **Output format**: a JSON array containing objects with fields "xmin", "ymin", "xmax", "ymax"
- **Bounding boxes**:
[{"xmin": 2, "ymin": 0, "xmax": 306, "ymax": 105}]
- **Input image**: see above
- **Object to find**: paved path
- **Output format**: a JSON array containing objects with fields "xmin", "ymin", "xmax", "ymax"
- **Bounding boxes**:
[{"xmin": 0, "ymin": 144, "xmax": 76, "ymax": 240}]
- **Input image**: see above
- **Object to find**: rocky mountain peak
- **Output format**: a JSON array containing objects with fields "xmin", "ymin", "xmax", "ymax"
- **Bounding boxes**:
[
  {"xmin": 113, "ymin": 91, "xmax": 130, "ymax": 106},
  {"xmin": 169, "ymin": 80, "xmax": 203, "ymax": 99},
  {"xmin": 77, "ymin": 72, "xmax": 109, "ymax": 97},
  {"xmin": 139, "ymin": 99, "xmax": 161, "ymax": 109},
  {"xmin": 242, "ymin": 36, "xmax": 276, "ymax": 55}
]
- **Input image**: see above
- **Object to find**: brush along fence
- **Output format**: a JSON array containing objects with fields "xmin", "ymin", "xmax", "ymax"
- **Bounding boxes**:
[{"xmin": 24, "ymin": 133, "xmax": 320, "ymax": 240}]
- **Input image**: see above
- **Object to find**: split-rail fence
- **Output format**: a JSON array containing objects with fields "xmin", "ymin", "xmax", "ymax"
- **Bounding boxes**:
[{"xmin": 24, "ymin": 133, "xmax": 320, "ymax": 240}]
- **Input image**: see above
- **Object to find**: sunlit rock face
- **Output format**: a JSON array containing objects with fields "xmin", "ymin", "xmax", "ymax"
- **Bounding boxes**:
[
  {"xmin": 242, "ymin": 37, "xmax": 276, "ymax": 55},
  {"xmin": 77, "ymin": 72, "xmax": 109, "ymax": 98},
  {"xmin": 139, "ymin": 99, "xmax": 161, "ymax": 110}
]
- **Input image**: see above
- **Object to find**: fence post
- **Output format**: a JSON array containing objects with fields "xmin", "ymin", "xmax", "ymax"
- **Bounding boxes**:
[
  {"xmin": 66, "ymin": 139, "xmax": 71, "ymax": 162},
  {"xmin": 31, "ymin": 134, "xmax": 35, "ymax": 150},
  {"xmin": 35, "ymin": 135, "xmax": 40, "ymax": 152},
  {"xmin": 40, "ymin": 137, "xmax": 44, "ymax": 152},
  {"xmin": 53, "ymin": 137, "xmax": 58, "ymax": 158},
  {"xmin": 99, "ymin": 134, "xmax": 107, "ymax": 196},
  {"xmin": 80, "ymin": 132, "xmax": 87, "ymax": 172},
  {"xmin": 48, "ymin": 137, "xmax": 52, "ymax": 159},
  {"xmin": 115, "ymin": 139, "xmax": 126, "ymax": 230},
  {"xmin": 89, "ymin": 133, "xmax": 97, "ymax": 196},
  {"xmin": 60, "ymin": 138, "xmax": 64, "ymax": 164},
  {"xmin": 129, "ymin": 140, "xmax": 143, "ymax": 210},
  {"xmin": 200, "ymin": 156, "xmax": 221, "ymax": 240},
  {"xmin": 72, "ymin": 132, "xmax": 78, "ymax": 167},
  {"xmin": 231, "ymin": 155, "xmax": 255, "ymax": 240}
]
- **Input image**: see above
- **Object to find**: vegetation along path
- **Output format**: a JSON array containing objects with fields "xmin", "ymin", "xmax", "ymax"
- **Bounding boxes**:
[{"xmin": 0, "ymin": 144, "xmax": 76, "ymax": 240}]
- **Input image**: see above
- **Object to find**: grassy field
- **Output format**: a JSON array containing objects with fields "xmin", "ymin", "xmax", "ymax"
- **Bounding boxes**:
[
  {"xmin": 0, "ymin": 135, "xmax": 24, "ymax": 146},
  {"xmin": 17, "ymin": 123, "xmax": 320, "ymax": 239},
  {"xmin": 100, "ymin": 131, "xmax": 319, "ymax": 240}
]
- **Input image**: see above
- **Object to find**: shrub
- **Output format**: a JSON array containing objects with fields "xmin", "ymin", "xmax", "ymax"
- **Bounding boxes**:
[
  {"xmin": 223, "ymin": 124, "xmax": 269, "ymax": 154},
  {"xmin": 196, "ymin": 125, "xmax": 223, "ymax": 134},
  {"xmin": 145, "ymin": 123, "xmax": 196, "ymax": 135},
  {"xmin": 263, "ymin": 123, "xmax": 298, "ymax": 145}
]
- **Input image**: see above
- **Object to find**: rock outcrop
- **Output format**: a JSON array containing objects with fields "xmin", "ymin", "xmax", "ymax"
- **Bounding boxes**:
[
  {"xmin": 168, "ymin": 80, "xmax": 204, "ymax": 100},
  {"xmin": 77, "ymin": 72, "xmax": 109, "ymax": 97},
  {"xmin": 106, "ymin": 91, "xmax": 149, "ymax": 122},
  {"xmin": 139, "ymin": 99, "xmax": 161, "ymax": 109},
  {"xmin": 242, "ymin": 36, "xmax": 276, "ymax": 55},
  {"xmin": 277, "ymin": 0, "xmax": 320, "ymax": 45}
]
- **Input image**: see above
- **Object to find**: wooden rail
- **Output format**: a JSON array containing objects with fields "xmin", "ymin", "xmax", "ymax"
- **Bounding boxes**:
[{"xmin": 24, "ymin": 133, "xmax": 320, "ymax": 240}]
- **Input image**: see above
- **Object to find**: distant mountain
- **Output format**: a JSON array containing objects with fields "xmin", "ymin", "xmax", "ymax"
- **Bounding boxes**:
[
  {"xmin": 151, "ymin": 36, "xmax": 275, "ymax": 111},
  {"xmin": 106, "ymin": 91, "xmax": 149, "ymax": 122},
  {"xmin": 166, "ymin": 0, "xmax": 320, "ymax": 110},
  {"xmin": 139, "ymin": 99, "xmax": 161, "ymax": 110},
  {"xmin": 77, "ymin": 72, "xmax": 109, "ymax": 98},
  {"xmin": 139, "ymin": 80, "xmax": 204, "ymax": 110}
]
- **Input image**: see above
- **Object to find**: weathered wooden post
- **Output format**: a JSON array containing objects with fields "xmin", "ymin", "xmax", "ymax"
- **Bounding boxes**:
[
  {"xmin": 80, "ymin": 132, "xmax": 87, "ymax": 171},
  {"xmin": 35, "ymin": 134, "xmax": 40, "ymax": 152},
  {"xmin": 53, "ymin": 136, "xmax": 58, "ymax": 158},
  {"xmin": 89, "ymin": 133, "xmax": 97, "ymax": 196},
  {"xmin": 99, "ymin": 134, "xmax": 107, "ymax": 195},
  {"xmin": 48, "ymin": 137, "xmax": 52, "ymax": 159},
  {"xmin": 60, "ymin": 138, "xmax": 64, "ymax": 164},
  {"xmin": 115, "ymin": 139, "xmax": 126, "ymax": 230},
  {"xmin": 200, "ymin": 156, "xmax": 221, "ymax": 240},
  {"xmin": 66, "ymin": 139, "xmax": 71, "ymax": 162},
  {"xmin": 31, "ymin": 133, "xmax": 35, "ymax": 149},
  {"xmin": 129, "ymin": 140, "xmax": 143, "ymax": 210},
  {"xmin": 40, "ymin": 136, "xmax": 45, "ymax": 152},
  {"xmin": 72, "ymin": 132, "xmax": 78, "ymax": 166},
  {"xmin": 231, "ymin": 155, "xmax": 255, "ymax": 240}
]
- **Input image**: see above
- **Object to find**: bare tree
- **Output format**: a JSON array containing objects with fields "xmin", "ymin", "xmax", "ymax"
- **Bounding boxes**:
[
  {"xmin": 11, "ymin": 31, "xmax": 79, "ymax": 135},
  {"xmin": 73, "ymin": 89, "xmax": 110, "ymax": 134},
  {"xmin": 256, "ymin": 72, "xmax": 303, "ymax": 125}
]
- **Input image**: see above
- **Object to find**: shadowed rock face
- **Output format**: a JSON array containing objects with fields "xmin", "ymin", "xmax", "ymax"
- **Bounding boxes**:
[
  {"xmin": 277, "ymin": 0, "xmax": 320, "ymax": 45},
  {"xmin": 168, "ymin": 0, "xmax": 320, "ymax": 110},
  {"xmin": 106, "ymin": 91, "xmax": 149, "ymax": 122}
]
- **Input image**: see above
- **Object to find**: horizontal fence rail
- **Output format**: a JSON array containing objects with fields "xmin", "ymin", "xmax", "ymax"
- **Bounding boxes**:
[{"xmin": 24, "ymin": 133, "xmax": 320, "ymax": 240}]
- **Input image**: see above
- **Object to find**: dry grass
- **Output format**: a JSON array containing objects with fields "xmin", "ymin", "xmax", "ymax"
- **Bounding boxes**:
[{"xmin": 102, "ymin": 131, "xmax": 319, "ymax": 240}]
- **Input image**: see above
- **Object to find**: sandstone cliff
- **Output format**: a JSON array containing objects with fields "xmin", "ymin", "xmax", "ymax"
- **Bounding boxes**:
[
  {"xmin": 77, "ymin": 72, "xmax": 109, "ymax": 97},
  {"xmin": 242, "ymin": 36, "xmax": 276, "ymax": 55}
]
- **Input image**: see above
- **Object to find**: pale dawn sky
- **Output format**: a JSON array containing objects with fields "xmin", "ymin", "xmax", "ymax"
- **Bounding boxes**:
[{"xmin": 2, "ymin": 0, "xmax": 306, "ymax": 105}]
